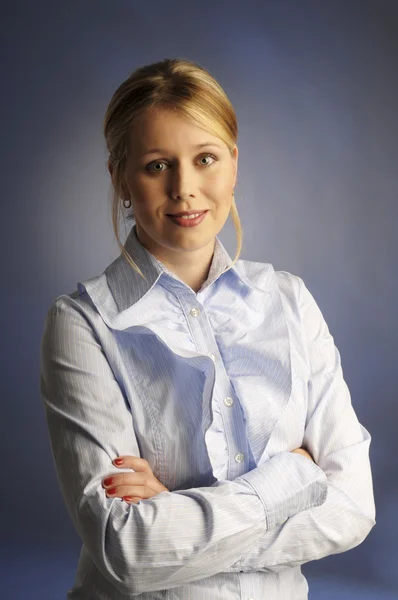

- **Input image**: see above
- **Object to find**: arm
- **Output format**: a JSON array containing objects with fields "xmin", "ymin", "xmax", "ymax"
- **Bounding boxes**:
[
  {"xmin": 226, "ymin": 276, "xmax": 376, "ymax": 573},
  {"xmin": 40, "ymin": 296, "xmax": 327, "ymax": 596}
]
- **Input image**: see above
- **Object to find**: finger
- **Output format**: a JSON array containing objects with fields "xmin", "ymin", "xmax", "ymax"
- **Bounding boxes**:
[
  {"xmin": 102, "ymin": 472, "xmax": 147, "ymax": 488},
  {"xmin": 103, "ymin": 471, "xmax": 167, "ymax": 495},
  {"xmin": 105, "ymin": 484, "xmax": 153, "ymax": 499},
  {"xmin": 111, "ymin": 457, "xmax": 169, "ymax": 493},
  {"xmin": 113, "ymin": 456, "xmax": 152, "ymax": 474},
  {"xmin": 102, "ymin": 472, "xmax": 161, "ymax": 495},
  {"xmin": 123, "ymin": 496, "xmax": 143, "ymax": 505}
]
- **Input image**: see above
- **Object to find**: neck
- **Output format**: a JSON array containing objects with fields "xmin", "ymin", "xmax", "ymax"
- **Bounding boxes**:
[{"xmin": 135, "ymin": 225, "xmax": 215, "ymax": 292}]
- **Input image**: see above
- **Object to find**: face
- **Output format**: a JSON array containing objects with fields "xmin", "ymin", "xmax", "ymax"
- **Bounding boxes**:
[{"xmin": 117, "ymin": 107, "xmax": 238, "ymax": 264}]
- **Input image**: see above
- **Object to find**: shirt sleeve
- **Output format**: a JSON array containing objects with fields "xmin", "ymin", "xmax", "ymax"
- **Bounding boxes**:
[
  {"xmin": 225, "ymin": 276, "xmax": 376, "ymax": 573},
  {"xmin": 40, "ymin": 296, "xmax": 327, "ymax": 596}
]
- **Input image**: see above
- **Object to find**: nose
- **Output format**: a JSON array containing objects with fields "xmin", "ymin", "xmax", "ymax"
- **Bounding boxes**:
[{"xmin": 170, "ymin": 162, "xmax": 196, "ymax": 201}]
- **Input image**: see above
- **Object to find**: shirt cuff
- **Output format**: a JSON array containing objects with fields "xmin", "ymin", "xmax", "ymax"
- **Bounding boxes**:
[{"xmin": 240, "ymin": 451, "xmax": 328, "ymax": 530}]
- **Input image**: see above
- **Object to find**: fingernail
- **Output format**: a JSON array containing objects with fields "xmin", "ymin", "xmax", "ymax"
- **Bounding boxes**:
[
  {"xmin": 124, "ymin": 496, "xmax": 133, "ymax": 502},
  {"xmin": 114, "ymin": 458, "xmax": 124, "ymax": 465},
  {"xmin": 107, "ymin": 487, "xmax": 117, "ymax": 495},
  {"xmin": 103, "ymin": 477, "xmax": 114, "ymax": 486}
]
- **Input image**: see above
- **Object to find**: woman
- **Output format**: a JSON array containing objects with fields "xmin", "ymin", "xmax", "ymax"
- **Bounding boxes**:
[{"xmin": 40, "ymin": 58, "xmax": 375, "ymax": 599}]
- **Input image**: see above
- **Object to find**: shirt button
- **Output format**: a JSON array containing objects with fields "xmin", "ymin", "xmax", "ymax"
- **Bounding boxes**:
[
  {"xmin": 190, "ymin": 307, "xmax": 200, "ymax": 317},
  {"xmin": 224, "ymin": 396, "xmax": 234, "ymax": 406},
  {"xmin": 208, "ymin": 353, "xmax": 215, "ymax": 362},
  {"xmin": 234, "ymin": 452, "xmax": 244, "ymax": 463}
]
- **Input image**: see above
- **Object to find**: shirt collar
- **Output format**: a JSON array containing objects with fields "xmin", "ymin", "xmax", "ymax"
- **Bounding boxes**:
[{"xmin": 103, "ymin": 224, "xmax": 251, "ymax": 313}]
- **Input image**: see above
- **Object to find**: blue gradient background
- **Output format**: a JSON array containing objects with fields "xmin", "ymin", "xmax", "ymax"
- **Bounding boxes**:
[{"xmin": 1, "ymin": 1, "xmax": 397, "ymax": 598}]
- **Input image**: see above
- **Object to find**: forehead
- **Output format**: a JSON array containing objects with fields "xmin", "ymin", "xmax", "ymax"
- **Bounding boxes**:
[{"xmin": 128, "ymin": 108, "xmax": 225, "ymax": 155}]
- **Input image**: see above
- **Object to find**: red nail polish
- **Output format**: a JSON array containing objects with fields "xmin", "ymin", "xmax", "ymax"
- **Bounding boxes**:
[
  {"xmin": 103, "ymin": 477, "xmax": 114, "ymax": 486},
  {"xmin": 114, "ymin": 458, "xmax": 124, "ymax": 465},
  {"xmin": 108, "ymin": 487, "xmax": 117, "ymax": 495}
]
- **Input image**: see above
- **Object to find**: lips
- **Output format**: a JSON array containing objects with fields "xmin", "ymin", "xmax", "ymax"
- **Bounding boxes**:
[
  {"xmin": 167, "ymin": 211, "xmax": 208, "ymax": 227},
  {"xmin": 167, "ymin": 210, "xmax": 207, "ymax": 217}
]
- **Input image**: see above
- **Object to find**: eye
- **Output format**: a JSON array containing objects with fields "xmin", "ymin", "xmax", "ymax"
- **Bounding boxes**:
[
  {"xmin": 146, "ymin": 161, "xmax": 167, "ymax": 173},
  {"xmin": 198, "ymin": 153, "xmax": 217, "ymax": 167},
  {"xmin": 145, "ymin": 153, "xmax": 217, "ymax": 173}
]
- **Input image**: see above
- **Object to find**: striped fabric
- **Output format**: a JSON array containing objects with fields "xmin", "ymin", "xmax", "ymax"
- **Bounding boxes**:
[{"xmin": 40, "ymin": 224, "xmax": 375, "ymax": 599}]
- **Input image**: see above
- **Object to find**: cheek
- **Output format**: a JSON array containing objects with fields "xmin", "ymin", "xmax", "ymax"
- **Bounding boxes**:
[
  {"xmin": 129, "ymin": 179, "xmax": 150, "ymax": 198},
  {"xmin": 210, "ymin": 168, "xmax": 234, "ymax": 192},
  {"xmin": 215, "ymin": 181, "xmax": 234, "ymax": 204},
  {"xmin": 127, "ymin": 170, "xmax": 156, "ymax": 196},
  {"xmin": 129, "ymin": 181, "xmax": 158, "ymax": 210}
]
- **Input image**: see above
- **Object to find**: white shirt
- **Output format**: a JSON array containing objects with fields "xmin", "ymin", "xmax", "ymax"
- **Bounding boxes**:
[{"xmin": 40, "ymin": 224, "xmax": 375, "ymax": 599}]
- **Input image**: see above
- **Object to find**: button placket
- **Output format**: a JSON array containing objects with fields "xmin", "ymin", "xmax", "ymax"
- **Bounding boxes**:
[{"xmin": 183, "ymin": 295, "xmax": 249, "ymax": 480}]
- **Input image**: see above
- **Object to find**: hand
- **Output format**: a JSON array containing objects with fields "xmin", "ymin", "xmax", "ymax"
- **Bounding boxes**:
[
  {"xmin": 291, "ymin": 446, "xmax": 315, "ymax": 462},
  {"xmin": 102, "ymin": 456, "xmax": 170, "ymax": 505}
]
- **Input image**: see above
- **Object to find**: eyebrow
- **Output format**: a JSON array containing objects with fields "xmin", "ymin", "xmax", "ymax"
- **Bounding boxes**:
[{"xmin": 140, "ymin": 142, "xmax": 223, "ymax": 157}]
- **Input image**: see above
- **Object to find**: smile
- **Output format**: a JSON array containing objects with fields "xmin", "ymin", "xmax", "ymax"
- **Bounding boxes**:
[{"xmin": 167, "ymin": 211, "xmax": 208, "ymax": 228}]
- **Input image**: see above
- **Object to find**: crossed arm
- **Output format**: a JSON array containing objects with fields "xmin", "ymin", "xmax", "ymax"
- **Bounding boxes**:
[
  {"xmin": 99, "ymin": 448, "xmax": 314, "ymax": 504},
  {"xmin": 40, "ymin": 277, "xmax": 375, "ymax": 594}
]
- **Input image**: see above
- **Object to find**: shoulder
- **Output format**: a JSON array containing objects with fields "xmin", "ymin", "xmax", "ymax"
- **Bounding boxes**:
[
  {"xmin": 238, "ymin": 260, "xmax": 331, "ymax": 342},
  {"xmin": 45, "ymin": 288, "xmax": 92, "ymax": 319},
  {"xmin": 235, "ymin": 258, "xmax": 304, "ymax": 302},
  {"xmin": 234, "ymin": 259, "xmax": 314, "ymax": 333},
  {"xmin": 42, "ymin": 285, "xmax": 103, "ymax": 342}
]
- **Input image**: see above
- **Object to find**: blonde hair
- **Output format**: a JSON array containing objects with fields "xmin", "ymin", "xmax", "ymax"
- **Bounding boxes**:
[{"xmin": 103, "ymin": 57, "xmax": 243, "ymax": 281}]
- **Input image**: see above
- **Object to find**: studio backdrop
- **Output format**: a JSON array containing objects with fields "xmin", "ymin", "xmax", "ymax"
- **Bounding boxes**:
[{"xmin": 1, "ymin": 1, "xmax": 397, "ymax": 598}]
